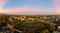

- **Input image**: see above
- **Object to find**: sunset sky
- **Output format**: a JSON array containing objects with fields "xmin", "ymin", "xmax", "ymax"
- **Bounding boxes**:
[{"xmin": 0, "ymin": 0, "xmax": 60, "ymax": 15}]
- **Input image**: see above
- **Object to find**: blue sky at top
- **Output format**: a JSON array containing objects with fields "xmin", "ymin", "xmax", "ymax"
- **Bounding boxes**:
[{"xmin": 3, "ymin": 0, "xmax": 54, "ymax": 10}]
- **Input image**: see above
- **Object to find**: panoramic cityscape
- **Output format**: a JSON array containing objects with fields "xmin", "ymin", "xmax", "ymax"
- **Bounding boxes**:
[
  {"xmin": 0, "ymin": 15, "xmax": 60, "ymax": 33},
  {"xmin": 0, "ymin": 0, "xmax": 60, "ymax": 33}
]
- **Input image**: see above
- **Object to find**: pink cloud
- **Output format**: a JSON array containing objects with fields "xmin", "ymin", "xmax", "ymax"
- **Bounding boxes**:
[
  {"xmin": 1, "ymin": 7, "xmax": 54, "ymax": 15},
  {"xmin": 53, "ymin": 0, "xmax": 60, "ymax": 8},
  {"xmin": 0, "ymin": 0, "xmax": 8, "ymax": 8},
  {"xmin": 54, "ymin": 9, "xmax": 60, "ymax": 15},
  {"xmin": 53, "ymin": 0, "xmax": 60, "ymax": 15}
]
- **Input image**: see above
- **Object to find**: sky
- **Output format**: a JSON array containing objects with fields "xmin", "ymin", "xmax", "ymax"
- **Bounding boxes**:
[{"xmin": 0, "ymin": 0, "xmax": 60, "ymax": 15}]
